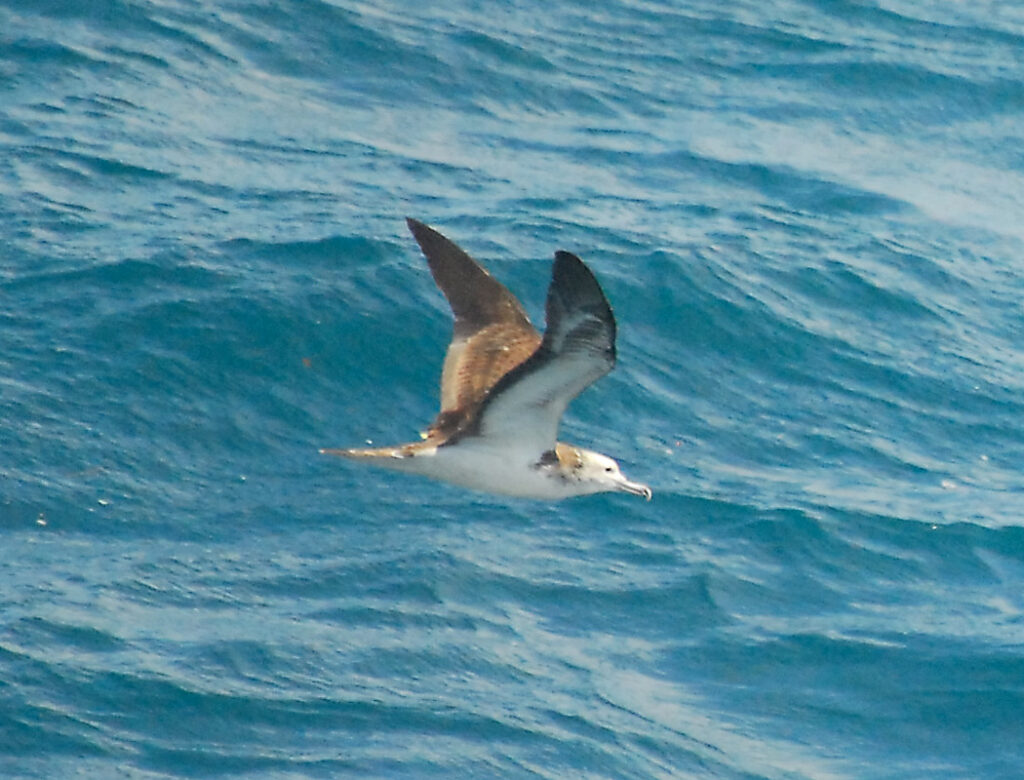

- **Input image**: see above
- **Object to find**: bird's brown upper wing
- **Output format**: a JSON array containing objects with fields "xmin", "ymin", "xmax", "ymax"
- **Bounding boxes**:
[{"xmin": 406, "ymin": 218, "xmax": 542, "ymax": 440}]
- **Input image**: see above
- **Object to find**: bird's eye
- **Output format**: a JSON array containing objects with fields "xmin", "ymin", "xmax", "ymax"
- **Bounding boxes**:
[{"xmin": 604, "ymin": 466, "xmax": 614, "ymax": 473}]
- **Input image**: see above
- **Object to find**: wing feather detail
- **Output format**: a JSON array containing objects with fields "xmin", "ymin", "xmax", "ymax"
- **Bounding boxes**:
[
  {"xmin": 457, "ymin": 250, "xmax": 617, "ymax": 453},
  {"xmin": 405, "ymin": 218, "xmax": 542, "ymax": 438}
]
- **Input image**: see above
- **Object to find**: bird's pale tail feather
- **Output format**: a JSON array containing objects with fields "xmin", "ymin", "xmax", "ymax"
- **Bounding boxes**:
[
  {"xmin": 321, "ymin": 446, "xmax": 405, "ymax": 459},
  {"xmin": 320, "ymin": 441, "xmax": 437, "ymax": 460}
]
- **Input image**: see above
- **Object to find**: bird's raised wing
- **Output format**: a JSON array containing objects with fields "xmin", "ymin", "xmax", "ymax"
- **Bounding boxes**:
[{"xmin": 406, "ymin": 218, "xmax": 542, "ymax": 440}]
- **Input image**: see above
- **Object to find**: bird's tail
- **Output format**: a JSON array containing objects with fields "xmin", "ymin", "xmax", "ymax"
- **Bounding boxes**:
[
  {"xmin": 320, "ymin": 441, "xmax": 437, "ymax": 463},
  {"xmin": 322, "ymin": 445, "xmax": 403, "ymax": 459}
]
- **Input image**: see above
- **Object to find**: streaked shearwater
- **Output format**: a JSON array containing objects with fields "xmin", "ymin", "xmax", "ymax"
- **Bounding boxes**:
[{"xmin": 321, "ymin": 218, "xmax": 651, "ymax": 501}]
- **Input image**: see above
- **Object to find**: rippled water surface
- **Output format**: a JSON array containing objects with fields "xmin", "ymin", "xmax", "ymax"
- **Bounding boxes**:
[{"xmin": 3, "ymin": 1, "xmax": 1024, "ymax": 778}]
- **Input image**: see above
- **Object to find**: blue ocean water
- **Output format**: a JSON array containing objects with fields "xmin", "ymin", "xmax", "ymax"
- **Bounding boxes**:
[{"xmin": 3, "ymin": 0, "xmax": 1024, "ymax": 776}]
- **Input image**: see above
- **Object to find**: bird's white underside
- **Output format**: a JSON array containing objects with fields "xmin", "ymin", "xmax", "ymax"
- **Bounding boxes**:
[{"xmin": 359, "ymin": 440, "xmax": 604, "ymax": 499}]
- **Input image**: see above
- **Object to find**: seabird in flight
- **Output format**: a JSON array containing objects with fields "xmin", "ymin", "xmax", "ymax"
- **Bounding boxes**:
[{"xmin": 321, "ymin": 218, "xmax": 651, "ymax": 501}]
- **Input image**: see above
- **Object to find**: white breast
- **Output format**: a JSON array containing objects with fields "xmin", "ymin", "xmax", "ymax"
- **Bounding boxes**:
[{"xmin": 398, "ymin": 440, "xmax": 580, "ymax": 499}]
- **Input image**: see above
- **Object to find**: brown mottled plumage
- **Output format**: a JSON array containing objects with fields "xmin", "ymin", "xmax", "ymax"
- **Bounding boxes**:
[
  {"xmin": 406, "ymin": 218, "xmax": 542, "ymax": 442},
  {"xmin": 321, "ymin": 219, "xmax": 651, "ymax": 501}
]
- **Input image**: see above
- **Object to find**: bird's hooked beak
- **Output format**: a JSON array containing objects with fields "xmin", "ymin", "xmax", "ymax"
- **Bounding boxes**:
[{"xmin": 618, "ymin": 477, "xmax": 652, "ymax": 501}]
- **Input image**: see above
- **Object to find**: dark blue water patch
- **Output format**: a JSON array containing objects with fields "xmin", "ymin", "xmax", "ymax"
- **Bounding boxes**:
[
  {"xmin": 758, "ymin": 59, "xmax": 1024, "ymax": 127},
  {"xmin": 219, "ymin": 3, "xmax": 616, "ymax": 118},
  {"xmin": 206, "ymin": 1, "xmax": 459, "ymax": 109},
  {"xmin": 36, "ymin": 147, "xmax": 173, "ymax": 183},
  {"xmin": 451, "ymin": 29, "xmax": 558, "ymax": 74},
  {"xmin": 457, "ymin": 567, "xmax": 728, "ymax": 643},
  {"xmin": 628, "ymin": 229, "xmax": 1024, "ymax": 487},
  {"xmin": 185, "ymin": 638, "xmax": 343, "ymax": 695},
  {"xmin": 659, "ymin": 149, "xmax": 911, "ymax": 216},
  {"xmin": 3, "ymin": 0, "xmax": 232, "ymax": 71},
  {"xmin": 505, "ymin": 3, "xmax": 846, "ymax": 118},
  {"xmin": 837, "ymin": 513, "xmax": 1024, "ymax": 585},
  {"xmin": 858, "ymin": 233, "xmax": 977, "ymax": 301},
  {"xmin": 101, "ymin": 44, "xmax": 172, "ymax": 72},
  {"xmin": 5, "ymin": 251, "xmax": 227, "ymax": 317},
  {"xmin": 0, "ymin": 115, "xmax": 33, "ymax": 147},
  {"xmin": 807, "ymin": 0, "xmax": 1024, "ymax": 52},
  {"xmin": 83, "ymin": 671, "xmax": 501, "ymax": 775},
  {"xmin": 137, "ymin": 748, "xmax": 360, "ymax": 779},
  {"xmin": 235, "ymin": 549, "xmax": 450, "ymax": 605},
  {"xmin": 3, "ymin": 247, "xmax": 368, "ymax": 536},
  {"xmin": 0, "ymin": 701, "xmax": 110, "ymax": 762},
  {"xmin": 508, "ymin": 140, "xmax": 913, "ymax": 218},
  {"xmin": 0, "ymin": 39, "xmax": 119, "ymax": 85},
  {"xmin": 668, "ymin": 500, "xmax": 860, "ymax": 606},
  {"xmin": 767, "ymin": 260, "xmax": 942, "ymax": 329},
  {"xmin": 6, "ymin": 616, "xmax": 125, "ymax": 656},
  {"xmin": 219, "ymin": 233, "xmax": 400, "ymax": 276},
  {"xmin": 663, "ymin": 631, "xmax": 1024, "ymax": 775},
  {"xmin": 310, "ymin": 603, "xmax": 485, "ymax": 636},
  {"xmin": 0, "ymin": 644, "xmax": 113, "ymax": 760},
  {"xmin": 212, "ymin": 135, "xmax": 382, "ymax": 170},
  {"xmin": 94, "ymin": 674, "xmax": 576, "ymax": 777},
  {"xmin": 675, "ymin": 9, "xmax": 849, "ymax": 59},
  {"xmin": 5, "ymin": 0, "xmax": 150, "ymax": 27}
]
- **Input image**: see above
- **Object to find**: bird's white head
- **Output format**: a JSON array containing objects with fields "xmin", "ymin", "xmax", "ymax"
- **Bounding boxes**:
[{"xmin": 572, "ymin": 448, "xmax": 652, "ymax": 500}]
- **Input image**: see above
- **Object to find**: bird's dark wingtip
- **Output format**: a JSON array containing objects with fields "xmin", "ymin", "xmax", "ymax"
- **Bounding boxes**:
[
  {"xmin": 551, "ymin": 250, "xmax": 608, "ymax": 308},
  {"xmin": 406, "ymin": 216, "xmax": 429, "ymax": 236},
  {"xmin": 553, "ymin": 249, "xmax": 584, "ymax": 270}
]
